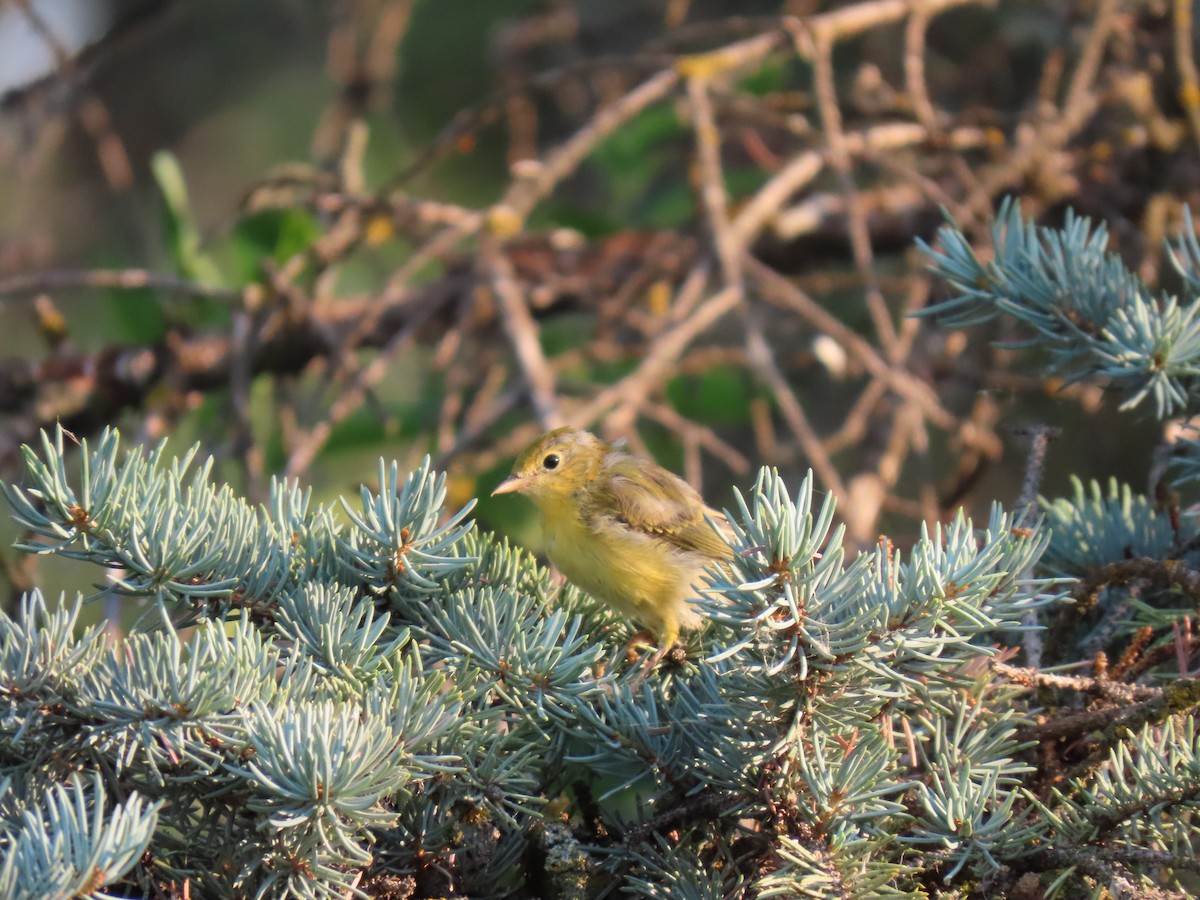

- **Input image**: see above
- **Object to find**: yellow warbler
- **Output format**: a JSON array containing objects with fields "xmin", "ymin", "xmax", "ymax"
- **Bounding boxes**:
[{"xmin": 492, "ymin": 427, "xmax": 730, "ymax": 673}]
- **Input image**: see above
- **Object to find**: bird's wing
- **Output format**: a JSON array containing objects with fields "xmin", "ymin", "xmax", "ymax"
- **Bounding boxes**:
[{"xmin": 581, "ymin": 454, "xmax": 732, "ymax": 560}]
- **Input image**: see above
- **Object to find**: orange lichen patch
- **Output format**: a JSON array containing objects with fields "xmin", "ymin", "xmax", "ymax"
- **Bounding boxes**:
[
  {"xmin": 646, "ymin": 279, "xmax": 672, "ymax": 318},
  {"xmin": 486, "ymin": 204, "xmax": 524, "ymax": 238},
  {"xmin": 364, "ymin": 214, "xmax": 395, "ymax": 246},
  {"xmin": 676, "ymin": 47, "xmax": 748, "ymax": 79}
]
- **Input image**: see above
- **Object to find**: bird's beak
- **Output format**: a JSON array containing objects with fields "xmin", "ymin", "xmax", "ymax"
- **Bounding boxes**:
[{"xmin": 491, "ymin": 474, "xmax": 528, "ymax": 496}]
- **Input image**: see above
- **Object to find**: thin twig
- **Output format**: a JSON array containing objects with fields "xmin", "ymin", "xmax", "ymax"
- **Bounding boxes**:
[
  {"xmin": 801, "ymin": 21, "xmax": 898, "ymax": 352},
  {"xmin": 1012, "ymin": 425, "xmax": 1061, "ymax": 524},
  {"xmin": 992, "ymin": 661, "xmax": 1161, "ymax": 703},
  {"xmin": 686, "ymin": 75, "xmax": 743, "ymax": 287},
  {"xmin": 1009, "ymin": 425, "xmax": 1060, "ymax": 668},
  {"xmin": 743, "ymin": 306, "xmax": 847, "ymax": 500},
  {"xmin": 790, "ymin": 0, "xmax": 975, "ymax": 43},
  {"xmin": 482, "ymin": 238, "xmax": 562, "ymax": 429},
  {"xmin": 1173, "ymin": 0, "xmax": 1200, "ymax": 151},
  {"xmin": 0, "ymin": 269, "xmax": 238, "ymax": 301},
  {"xmin": 904, "ymin": 7, "xmax": 940, "ymax": 137}
]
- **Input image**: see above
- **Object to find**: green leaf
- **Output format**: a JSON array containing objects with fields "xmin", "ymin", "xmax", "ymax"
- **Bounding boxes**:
[
  {"xmin": 151, "ymin": 151, "xmax": 225, "ymax": 289},
  {"xmin": 229, "ymin": 208, "xmax": 322, "ymax": 282},
  {"xmin": 667, "ymin": 364, "xmax": 756, "ymax": 425},
  {"xmin": 105, "ymin": 286, "xmax": 165, "ymax": 342}
]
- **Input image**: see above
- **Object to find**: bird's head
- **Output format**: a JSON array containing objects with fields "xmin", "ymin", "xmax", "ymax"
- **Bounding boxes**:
[{"xmin": 491, "ymin": 427, "xmax": 607, "ymax": 502}]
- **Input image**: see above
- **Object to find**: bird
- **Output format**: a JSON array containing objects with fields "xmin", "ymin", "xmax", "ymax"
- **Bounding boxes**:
[{"xmin": 491, "ymin": 427, "xmax": 731, "ymax": 677}]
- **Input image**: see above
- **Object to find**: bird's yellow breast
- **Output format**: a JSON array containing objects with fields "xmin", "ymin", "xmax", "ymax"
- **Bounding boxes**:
[{"xmin": 533, "ymin": 492, "xmax": 703, "ymax": 643}]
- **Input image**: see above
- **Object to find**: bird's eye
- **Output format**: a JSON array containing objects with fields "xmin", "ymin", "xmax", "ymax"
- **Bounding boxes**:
[{"xmin": 542, "ymin": 453, "xmax": 560, "ymax": 470}]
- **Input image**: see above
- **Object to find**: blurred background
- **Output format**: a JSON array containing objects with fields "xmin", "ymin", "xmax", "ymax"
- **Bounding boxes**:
[{"xmin": 0, "ymin": 0, "xmax": 1192, "ymax": 608}]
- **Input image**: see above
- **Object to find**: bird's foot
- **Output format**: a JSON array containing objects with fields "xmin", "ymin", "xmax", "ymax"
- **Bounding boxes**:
[
  {"xmin": 623, "ymin": 629, "xmax": 656, "ymax": 664},
  {"xmin": 628, "ymin": 641, "xmax": 687, "ymax": 688}
]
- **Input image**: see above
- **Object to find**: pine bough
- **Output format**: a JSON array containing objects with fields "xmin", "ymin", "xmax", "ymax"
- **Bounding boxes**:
[{"xmin": 0, "ymin": 203, "xmax": 1199, "ymax": 896}]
